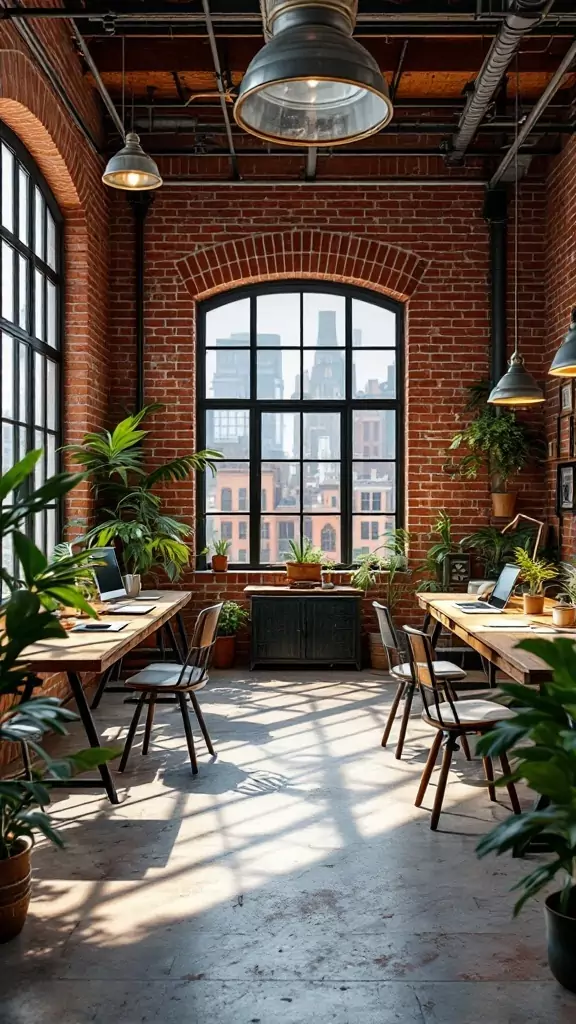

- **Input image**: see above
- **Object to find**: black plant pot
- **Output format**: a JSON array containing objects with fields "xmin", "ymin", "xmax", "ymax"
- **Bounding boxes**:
[{"xmin": 545, "ymin": 891, "xmax": 576, "ymax": 992}]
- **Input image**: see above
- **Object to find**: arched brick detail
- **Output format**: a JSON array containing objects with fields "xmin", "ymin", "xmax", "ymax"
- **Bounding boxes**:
[{"xmin": 177, "ymin": 230, "xmax": 429, "ymax": 301}]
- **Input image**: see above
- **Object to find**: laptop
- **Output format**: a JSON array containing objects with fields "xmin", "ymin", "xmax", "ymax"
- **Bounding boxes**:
[
  {"xmin": 91, "ymin": 547, "xmax": 156, "ymax": 613},
  {"xmin": 453, "ymin": 563, "xmax": 521, "ymax": 614}
]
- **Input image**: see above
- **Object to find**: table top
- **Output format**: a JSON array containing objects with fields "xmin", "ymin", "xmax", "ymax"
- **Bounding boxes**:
[
  {"xmin": 417, "ymin": 592, "xmax": 563, "ymax": 685},
  {"xmin": 245, "ymin": 585, "xmax": 360, "ymax": 597},
  {"xmin": 19, "ymin": 591, "xmax": 191, "ymax": 674}
]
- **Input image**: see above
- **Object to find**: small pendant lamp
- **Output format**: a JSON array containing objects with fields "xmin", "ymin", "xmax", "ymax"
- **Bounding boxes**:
[
  {"xmin": 488, "ymin": 57, "xmax": 543, "ymax": 406},
  {"xmin": 102, "ymin": 39, "xmax": 162, "ymax": 192},
  {"xmin": 549, "ymin": 308, "xmax": 576, "ymax": 377}
]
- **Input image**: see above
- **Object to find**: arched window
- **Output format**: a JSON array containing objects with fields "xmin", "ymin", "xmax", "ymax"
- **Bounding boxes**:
[
  {"xmin": 1, "ymin": 123, "xmax": 62, "ymax": 570},
  {"xmin": 198, "ymin": 282, "xmax": 403, "ymax": 566}
]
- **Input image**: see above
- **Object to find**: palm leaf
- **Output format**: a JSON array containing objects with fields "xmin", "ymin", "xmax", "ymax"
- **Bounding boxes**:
[{"xmin": 145, "ymin": 450, "xmax": 222, "ymax": 487}]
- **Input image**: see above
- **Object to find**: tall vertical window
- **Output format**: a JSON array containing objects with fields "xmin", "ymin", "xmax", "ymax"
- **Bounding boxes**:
[
  {"xmin": 198, "ymin": 283, "xmax": 403, "ymax": 566},
  {"xmin": 1, "ymin": 123, "xmax": 62, "ymax": 575}
]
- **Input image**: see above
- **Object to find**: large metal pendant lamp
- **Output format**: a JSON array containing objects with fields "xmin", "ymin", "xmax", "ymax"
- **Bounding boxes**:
[
  {"xmin": 102, "ymin": 39, "xmax": 162, "ymax": 191},
  {"xmin": 488, "ymin": 57, "xmax": 543, "ymax": 406},
  {"xmin": 234, "ymin": 0, "xmax": 393, "ymax": 147},
  {"xmin": 549, "ymin": 309, "xmax": 576, "ymax": 376}
]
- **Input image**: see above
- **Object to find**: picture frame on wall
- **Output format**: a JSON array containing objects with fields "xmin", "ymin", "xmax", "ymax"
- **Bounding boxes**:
[
  {"xmin": 557, "ymin": 463, "xmax": 576, "ymax": 514},
  {"xmin": 557, "ymin": 414, "xmax": 574, "ymax": 458},
  {"xmin": 548, "ymin": 438, "xmax": 558, "ymax": 459},
  {"xmin": 560, "ymin": 381, "xmax": 574, "ymax": 414}
]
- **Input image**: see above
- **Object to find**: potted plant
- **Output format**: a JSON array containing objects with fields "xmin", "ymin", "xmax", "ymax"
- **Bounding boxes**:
[
  {"xmin": 285, "ymin": 538, "xmax": 323, "ymax": 584},
  {"xmin": 476, "ymin": 636, "xmax": 576, "ymax": 991},
  {"xmin": 321, "ymin": 558, "xmax": 337, "ymax": 589},
  {"xmin": 0, "ymin": 452, "xmax": 117, "ymax": 942},
  {"xmin": 554, "ymin": 562, "xmax": 576, "ymax": 627},
  {"xmin": 461, "ymin": 524, "xmax": 535, "ymax": 581},
  {"xmin": 210, "ymin": 538, "xmax": 231, "ymax": 573},
  {"xmin": 212, "ymin": 601, "xmax": 249, "ymax": 668},
  {"xmin": 514, "ymin": 546, "xmax": 557, "ymax": 615},
  {"xmin": 448, "ymin": 399, "xmax": 533, "ymax": 518},
  {"xmin": 415, "ymin": 511, "xmax": 462, "ymax": 592},
  {"xmin": 351, "ymin": 529, "xmax": 410, "ymax": 669}
]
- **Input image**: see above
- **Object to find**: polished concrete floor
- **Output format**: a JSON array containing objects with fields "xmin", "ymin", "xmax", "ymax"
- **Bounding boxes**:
[{"xmin": 1, "ymin": 670, "xmax": 575, "ymax": 1024}]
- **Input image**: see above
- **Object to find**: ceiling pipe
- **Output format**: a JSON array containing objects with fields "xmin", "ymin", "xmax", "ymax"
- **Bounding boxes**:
[
  {"xmin": 70, "ymin": 21, "xmax": 125, "ymax": 138},
  {"xmin": 445, "ymin": 0, "xmax": 552, "ymax": 164},
  {"xmin": 162, "ymin": 178, "xmax": 488, "ymax": 187},
  {"xmin": 200, "ymin": 0, "xmax": 240, "ymax": 178},
  {"xmin": 490, "ymin": 35, "xmax": 576, "ymax": 186}
]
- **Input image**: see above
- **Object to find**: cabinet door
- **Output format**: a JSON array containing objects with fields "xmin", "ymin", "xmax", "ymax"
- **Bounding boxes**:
[
  {"xmin": 304, "ymin": 599, "xmax": 359, "ymax": 663},
  {"xmin": 252, "ymin": 598, "xmax": 303, "ymax": 662}
]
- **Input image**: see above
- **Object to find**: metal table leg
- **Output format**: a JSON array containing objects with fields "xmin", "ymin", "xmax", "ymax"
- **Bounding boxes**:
[
  {"xmin": 176, "ymin": 611, "xmax": 188, "ymax": 657},
  {"xmin": 48, "ymin": 671, "xmax": 119, "ymax": 804}
]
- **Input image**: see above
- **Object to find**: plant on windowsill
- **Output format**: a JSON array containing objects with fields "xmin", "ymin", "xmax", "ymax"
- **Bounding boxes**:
[
  {"xmin": 0, "ymin": 451, "xmax": 118, "ymax": 943},
  {"xmin": 64, "ymin": 405, "xmax": 221, "ymax": 592},
  {"xmin": 514, "ymin": 546, "xmax": 557, "ymax": 616},
  {"xmin": 321, "ymin": 558, "xmax": 337, "ymax": 589},
  {"xmin": 554, "ymin": 562, "xmax": 576, "ymax": 627},
  {"xmin": 285, "ymin": 538, "xmax": 323, "ymax": 585},
  {"xmin": 212, "ymin": 601, "xmax": 250, "ymax": 669},
  {"xmin": 209, "ymin": 538, "xmax": 231, "ymax": 573},
  {"xmin": 476, "ymin": 637, "xmax": 576, "ymax": 992}
]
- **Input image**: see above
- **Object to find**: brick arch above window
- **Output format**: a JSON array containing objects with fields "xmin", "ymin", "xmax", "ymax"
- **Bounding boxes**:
[{"xmin": 177, "ymin": 230, "xmax": 429, "ymax": 302}]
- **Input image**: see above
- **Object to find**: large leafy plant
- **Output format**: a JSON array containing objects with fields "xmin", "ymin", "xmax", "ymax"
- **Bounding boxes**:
[
  {"xmin": 217, "ymin": 601, "xmax": 249, "ymax": 638},
  {"xmin": 477, "ymin": 637, "xmax": 576, "ymax": 915},
  {"xmin": 64, "ymin": 405, "xmax": 221, "ymax": 581},
  {"xmin": 448, "ymin": 405, "xmax": 530, "ymax": 491},
  {"xmin": 514, "ymin": 547, "xmax": 557, "ymax": 597},
  {"xmin": 0, "ymin": 452, "xmax": 117, "ymax": 859},
  {"xmin": 351, "ymin": 529, "xmax": 411, "ymax": 610},
  {"xmin": 416, "ymin": 510, "xmax": 459, "ymax": 593},
  {"xmin": 462, "ymin": 524, "xmax": 536, "ymax": 579}
]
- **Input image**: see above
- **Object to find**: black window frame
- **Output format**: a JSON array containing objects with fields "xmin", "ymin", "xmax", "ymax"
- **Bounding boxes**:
[
  {"xmin": 197, "ymin": 281, "xmax": 404, "ymax": 568},
  {"xmin": 0, "ymin": 121, "xmax": 63, "ymax": 563}
]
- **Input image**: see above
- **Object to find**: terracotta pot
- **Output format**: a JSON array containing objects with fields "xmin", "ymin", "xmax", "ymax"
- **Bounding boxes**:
[
  {"xmin": 369, "ymin": 633, "xmax": 390, "ymax": 671},
  {"xmin": 211, "ymin": 554, "xmax": 228, "ymax": 573},
  {"xmin": 491, "ymin": 491, "xmax": 517, "ymax": 518},
  {"xmin": 553, "ymin": 604, "xmax": 576, "ymax": 627},
  {"xmin": 0, "ymin": 838, "xmax": 32, "ymax": 943},
  {"xmin": 285, "ymin": 562, "xmax": 322, "ymax": 584},
  {"xmin": 523, "ymin": 593, "xmax": 545, "ymax": 615},
  {"xmin": 545, "ymin": 891, "xmax": 576, "ymax": 992},
  {"xmin": 212, "ymin": 635, "xmax": 236, "ymax": 669}
]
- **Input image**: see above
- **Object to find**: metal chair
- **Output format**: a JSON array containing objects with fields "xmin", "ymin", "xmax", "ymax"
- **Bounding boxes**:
[
  {"xmin": 119, "ymin": 602, "xmax": 223, "ymax": 776},
  {"xmin": 373, "ymin": 601, "xmax": 468, "ymax": 760},
  {"xmin": 404, "ymin": 625, "xmax": 521, "ymax": 831}
]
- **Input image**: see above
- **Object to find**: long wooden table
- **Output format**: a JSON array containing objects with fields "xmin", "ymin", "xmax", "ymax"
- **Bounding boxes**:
[
  {"xmin": 19, "ymin": 590, "xmax": 191, "ymax": 804},
  {"xmin": 417, "ymin": 592, "xmax": 562, "ymax": 687}
]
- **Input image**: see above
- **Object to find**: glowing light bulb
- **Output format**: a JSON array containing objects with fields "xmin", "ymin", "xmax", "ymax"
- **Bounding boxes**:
[
  {"xmin": 307, "ymin": 79, "xmax": 319, "ymax": 88},
  {"xmin": 126, "ymin": 172, "xmax": 142, "ymax": 188}
]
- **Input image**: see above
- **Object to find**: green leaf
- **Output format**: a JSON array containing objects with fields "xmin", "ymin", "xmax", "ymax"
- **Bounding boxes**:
[
  {"xmin": 42, "ymin": 586, "xmax": 98, "ymax": 618},
  {"xmin": 12, "ymin": 532, "xmax": 48, "ymax": 584},
  {"xmin": 0, "ymin": 450, "xmax": 41, "ymax": 501}
]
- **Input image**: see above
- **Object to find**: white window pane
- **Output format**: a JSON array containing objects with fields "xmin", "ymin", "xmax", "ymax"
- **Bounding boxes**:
[
  {"xmin": 19, "ymin": 427, "xmax": 26, "ymax": 461},
  {"xmin": 303, "ymin": 412, "xmax": 340, "ymax": 459},
  {"xmin": 18, "ymin": 343, "xmax": 28, "ymax": 422},
  {"xmin": 206, "ymin": 298, "xmax": 250, "ymax": 347},
  {"xmin": 352, "ymin": 411, "xmax": 396, "ymax": 459},
  {"xmin": 261, "ymin": 412, "xmax": 300, "ymax": 459},
  {"xmin": 34, "ymin": 352, "xmax": 44, "ymax": 426},
  {"xmin": 206, "ymin": 350, "xmax": 250, "ymax": 399},
  {"xmin": 262, "ymin": 517, "xmax": 300, "ymax": 563},
  {"xmin": 34, "ymin": 430, "xmax": 44, "ymax": 488},
  {"xmin": 353, "ymin": 463, "xmax": 396, "ymax": 514},
  {"xmin": 257, "ymin": 293, "xmax": 300, "ymax": 346},
  {"xmin": 206, "ymin": 409, "xmax": 249, "ymax": 459},
  {"xmin": 34, "ymin": 269, "xmax": 44, "ymax": 340},
  {"xmin": 304, "ymin": 462, "xmax": 340, "ymax": 512},
  {"xmin": 46, "ymin": 508, "xmax": 56, "ymax": 555},
  {"xmin": 18, "ymin": 167, "xmax": 29, "ymax": 244},
  {"xmin": 46, "ymin": 433, "xmax": 56, "ymax": 478},
  {"xmin": 34, "ymin": 186, "xmax": 44, "ymax": 259},
  {"xmin": 352, "ymin": 299, "xmax": 397, "ymax": 347},
  {"xmin": 2, "ymin": 333, "xmax": 13, "ymax": 418},
  {"xmin": 257, "ymin": 349, "xmax": 300, "ymax": 400},
  {"xmin": 18, "ymin": 255, "xmax": 28, "ymax": 330},
  {"xmin": 46, "ymin": 280, "xmax": 56, "ymax": 347},
  {"xmin": 2, "ymin": 241, "xmax": 14, "ymax": 321},
  {"xmin": 34, "ymin": 509, "xmax": 44, "ymax": 550},
  {"xmin": 46, "ymin": 209, "xmax": 56, "ymax": 270},
  {"xmin": 46, "ymin": 359, "xmax": 56, "ymax": 430},
  {"xmin": 2, "ymin": 421, "xmax": 13, "ymax": 472},
  {"xmin": 206, "ymin": 463, "xmax": 250, "ymax": 513},
  {"xmin": 303, "ymin": 348, "xmax": 344, "ymax": 399},
  {"xmin": 1, "ymin": 144, "xmax": 13, "ymax": 232},
  {"xmin": 303, "ymin": 293, "xmax": 345, "ymax": 347},
  {"xmin": 261, "ymin": 462, "xmax": 300, "ymax": 511},
  {"xmin": 352, "ymin": 350, "xmax": 396, "ymax": 399}
]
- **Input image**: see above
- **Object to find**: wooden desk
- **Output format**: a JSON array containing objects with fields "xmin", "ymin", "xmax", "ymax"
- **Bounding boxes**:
[
  {"xmin": 417, "ymin": 593, "xmax": 560, "ymax": 687},
  {"xmin": 20, "ymin": 591, "xmax": 191, "ymax": 803}
]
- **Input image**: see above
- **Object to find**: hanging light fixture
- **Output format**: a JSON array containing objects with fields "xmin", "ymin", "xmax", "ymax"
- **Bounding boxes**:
[
  {"xmin": 102, "ymin": 39, "xmax": 162, "ymax": 191},
  {"xmin": 488, "ymin": 56, "xmax": 543, "ymax": 406},
  {"xmin": 549, "ymin": 308, "xmax": 576, "ymax": 376},
  {"xmin": 234, "ymin": 0, "xmax": 393, "ymax": 147}
]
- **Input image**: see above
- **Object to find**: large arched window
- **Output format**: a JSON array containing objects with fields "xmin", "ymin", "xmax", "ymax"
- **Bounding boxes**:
[
  {"xmin": 1, "ymin": 122, "xmax": 62, "ymax": 571},
  {"xmin": 197, "ymin": 282, "xmax": 403, "ymax": 567}
]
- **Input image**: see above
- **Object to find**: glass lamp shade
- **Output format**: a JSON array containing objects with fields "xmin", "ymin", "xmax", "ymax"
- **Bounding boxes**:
[
  {"xmin": 488, "ymin": 353, "xmax": 545, "ymax": 406},
  {"xmin": 234, "ymin": 15, "xmax": 393, "ymax": 146},
  {"xmin": 102, "ymin": 133, "xmax": 162, "ymax": 191},
  {"xmin": 549, "ymin": 308, "xmax": 576, "ymax": 377}
]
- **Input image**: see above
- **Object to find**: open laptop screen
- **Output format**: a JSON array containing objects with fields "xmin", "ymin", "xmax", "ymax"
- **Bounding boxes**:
[
  {"xmin": 489, "ymin": 563, "xmax": 521, "ymax": 609},
  {"xmin": 92, "ymin": 547, "xmax": 127, "ymax": 601}
]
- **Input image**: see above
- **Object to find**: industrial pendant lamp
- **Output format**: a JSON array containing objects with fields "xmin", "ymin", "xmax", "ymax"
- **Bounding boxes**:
[
  {"xmin": 549, "ymin": 309, "xmax": 576, "ymax": 376},
  {"xmin": 102, "ymin": 40, "xmax": 162, "ymax": 191},
  {"xmin": 488, "ymin": 58, "xmax": 543, "ymax": 406},
  {"xmin": 234, "ymin": 0, "xmax": 393, "ymax": 147}
]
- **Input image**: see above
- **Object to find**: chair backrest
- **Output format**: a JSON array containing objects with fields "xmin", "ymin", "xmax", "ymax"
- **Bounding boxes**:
[
  {"xmin": 373, "ymin": 602, "xmax": 401, "ymax": 665},
  {"xmin": 177, "ymin": 602, "xmax": 223, "ymax": 686},
  {"xmin": 403, "ymin": 625, "xmax": 461, "ymax": 727}
]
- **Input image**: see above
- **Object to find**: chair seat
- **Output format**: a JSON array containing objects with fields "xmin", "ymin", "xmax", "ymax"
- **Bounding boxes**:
[
  {"xmin": 424, "ymin": 698, "xmax": 517, "ymax": 728},
  {"xmin": 392, "ymin": 660, "xmax": 466, "ymax": 682},
  {"xmin": 124, "ymin": 665, "xmax": 207, "ymax": 691}
]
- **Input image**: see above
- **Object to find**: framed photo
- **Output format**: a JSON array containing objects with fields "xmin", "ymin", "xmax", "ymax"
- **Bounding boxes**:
[
  {"xmin": 560, "ymin": 381, "xmax": 574, "ymax": 414},
  {"xmin": 557, "ymin": 415, "xmax": 574, "ymax": 457},
  {"xmin": 548, "ymin": 438, "xmax": 558, "ymax": 459},
  {"xmin": 557, "ymin": 463, "xmax": 576, "ymax": 514}
]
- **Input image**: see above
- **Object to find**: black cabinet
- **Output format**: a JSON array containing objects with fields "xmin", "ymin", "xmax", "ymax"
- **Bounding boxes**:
[{"xmin": 249, "ymin": 590, "xmax": 361, "ymax": 669}]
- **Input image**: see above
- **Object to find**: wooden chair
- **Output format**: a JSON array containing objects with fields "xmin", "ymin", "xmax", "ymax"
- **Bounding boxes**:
[
  {"xmin": 119, "ymin": 602, "xmax": 223, "ymax": 776},
  {"xmin": 403, "ymin": 625, "xmax": 521, "ymax": 831},
  {"xmin": 373, "ymin": 601, "xmax": 468, "ymax": 760}
]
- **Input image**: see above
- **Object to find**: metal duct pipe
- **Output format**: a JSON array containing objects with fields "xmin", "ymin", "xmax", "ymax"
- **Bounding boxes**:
[
  {"xmin": 484, "ymin": 187, "xmax": 508, "ymax": 386},
  {"xmin": 128, "ymin": 193, "xmax": 154, "ymax": 411},
  {"xmin": 446, "ymin": 0, "xmax": 551, "ymax": 164}
]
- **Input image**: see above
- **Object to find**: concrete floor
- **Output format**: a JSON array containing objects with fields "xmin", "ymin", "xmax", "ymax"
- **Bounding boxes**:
[{"xmin": 1, "ymin": 670, "xmax": 575, "ymax": 1024}]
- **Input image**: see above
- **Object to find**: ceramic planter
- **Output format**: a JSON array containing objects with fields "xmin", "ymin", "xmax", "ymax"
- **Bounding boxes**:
[
  {"xmin": 212, "ymin": 635, "xmax": 236, "ymax": 669},
  {"xmin": 123, "ymin": 573, "xmax": 141, "ymax": 598},
  {"xmin": 211, "ymin": 554, "xmax": 229, "ymax": 573},
  {"xmin": 491, "ymin": 491, "xmax": 517, "ymax": 518},
  {"xmin": 0, "ymin": 837, "xmax": 32, "ymax": 943},
  {"xmin": 523, "ymin": 593, "xmax": 545, "ymax": 615},
  {"xmin": 545, "ymin": 892, "xmax": 576, "ymax": 992},
  {"xmin": 552, "ymin": 604, "xmax": 576, "ymax": 627},
  {"xmin": 286, "ymin": 562, "xmax": 322, "ymax": 584}
]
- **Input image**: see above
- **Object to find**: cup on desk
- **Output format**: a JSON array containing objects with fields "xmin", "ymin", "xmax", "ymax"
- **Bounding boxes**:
[
  {"xmin": 552, "ymin": 604, "xmax": 576, "ymax": 628},
  {"xmin": 123, "ymin": 573, "xmax": 141, "ymax": 598}
]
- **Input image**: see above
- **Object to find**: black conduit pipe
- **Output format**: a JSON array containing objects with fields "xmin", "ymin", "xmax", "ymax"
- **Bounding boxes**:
[
  {"xmin": 484, "ymin": 186, "xmax": 508, "ymax": 386},
  {"xmin": 128, "ymin": 193, "xmax": 154, "ymax": 412}
]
